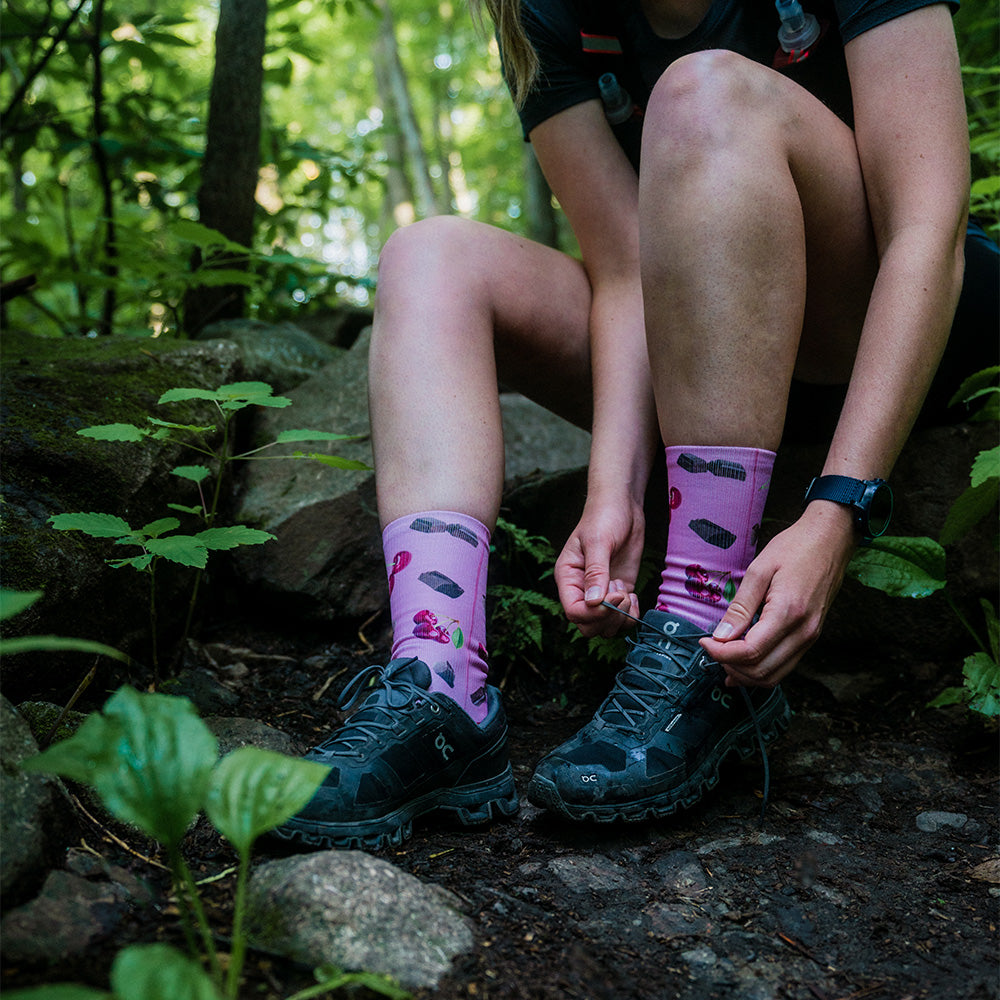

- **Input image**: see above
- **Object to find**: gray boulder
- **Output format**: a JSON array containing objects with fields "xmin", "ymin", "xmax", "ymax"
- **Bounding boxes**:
[
  {"xmin": 246, "ymin": 851, "xmax": 474, "ymax": 990},
  {"xmin": 0, "ymin": 332, "xmax": 242, "ymax": 695},
  {"xmin": 0, "ymin": 697, "xmax": 66, "ymax": 909}
]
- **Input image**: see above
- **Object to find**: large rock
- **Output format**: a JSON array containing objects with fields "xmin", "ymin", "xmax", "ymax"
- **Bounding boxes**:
[
  {"xmin": 0, "ymin": 332, "xmax": 242, "ymax": 698},
  {"xmin": 0, "ymin": 697, "xmax": 67, "ymax": 909},
  {"xmin": 232, "ymin": 328, "xmax": 591, "ymax": 620},
  {"xmin": 246, "ymin": 851, "xmax": 474, "ymax": 990}
]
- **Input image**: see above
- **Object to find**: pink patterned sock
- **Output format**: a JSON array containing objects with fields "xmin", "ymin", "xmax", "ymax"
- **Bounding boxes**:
[
  {"xmin": 656, "ymin": 446, "xmax": 775, "ymax": 631},
  {"xmin": 383, "ymin": 511, "xmax": 491, "ymax": 723}
]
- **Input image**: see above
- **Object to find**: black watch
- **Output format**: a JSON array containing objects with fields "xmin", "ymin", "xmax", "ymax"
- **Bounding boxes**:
[{"xmin": 803, "ymin": 475, "xmax": 893, "ymax": 541}]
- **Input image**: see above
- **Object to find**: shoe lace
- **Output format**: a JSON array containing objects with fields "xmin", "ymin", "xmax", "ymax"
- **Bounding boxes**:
[
  {"xmin": 601, "ymin": 602, "xmax": 772, "ymax": 827},
  {"xmin": 311, "ymin": 658, "xmax": 426, "ymax": 755}
]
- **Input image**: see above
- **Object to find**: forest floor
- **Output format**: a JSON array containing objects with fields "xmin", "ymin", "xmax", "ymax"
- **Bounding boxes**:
[{"xmin": 4, "ymin": 615, "xmax": 998, "ymax": 1000}]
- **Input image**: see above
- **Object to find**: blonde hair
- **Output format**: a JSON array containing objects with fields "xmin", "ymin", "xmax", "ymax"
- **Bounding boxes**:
[{"xmin": 470, "ymin": 0, "xmax": 539, "ymax": 108}]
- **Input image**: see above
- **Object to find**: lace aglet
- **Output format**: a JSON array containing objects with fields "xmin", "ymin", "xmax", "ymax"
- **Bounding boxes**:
[{"xmin": 600, "ymin": 599, "xmax": 645, "ymax": 627}]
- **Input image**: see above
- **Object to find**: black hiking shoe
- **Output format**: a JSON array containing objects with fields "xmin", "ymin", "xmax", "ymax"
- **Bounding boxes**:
[
  {"xmin": 273, "ymin": 657, "xmax": 518, "ymax": 850},
  {"xmin": 527, "ymin": 609, "xmax": 790, "ymax": 823}
]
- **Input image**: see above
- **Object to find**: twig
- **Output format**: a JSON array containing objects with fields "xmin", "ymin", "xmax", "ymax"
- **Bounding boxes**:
[
  {"xmin": 355, "ymin": 609, "xmax": 381, "ymax": 655},
  {"xmin": 777, "ymin": 931, "xmax": 838, "ymax": 973},
  {"xmin": 41, "ymin": 660, "xmax": 98, "ymax": 748},
  {"xmin": 71, "ymin": 794, "xmax": 170, "ymax": 871}
]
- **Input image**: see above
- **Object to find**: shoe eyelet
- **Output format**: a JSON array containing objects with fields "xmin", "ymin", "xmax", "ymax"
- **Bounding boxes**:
[{"xmin": 429, "ymin": 702, "xmax": 440, "ymax": 714}]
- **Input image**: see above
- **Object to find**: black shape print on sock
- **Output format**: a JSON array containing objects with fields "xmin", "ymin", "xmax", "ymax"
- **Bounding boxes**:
[
  {"xmin": 689, "ymin": 518, "xmax": 737, "ymax": 549},
  {"xmin": 434, "ymin": 661, "xmax": 456, "ymax": 687},
  {"xmin": 677, "ymin": 453, "xmax": 747, "ymax": 481},
  {"xmin": 418, "ymin": 570, "xmax": 465, "ymax": 599},
  {"xmin": 470, "ymin": 687, "xmax": 488, "ymax": 706},
  {"xmin": 409, "ymin": 516, "xmax": 480, "ymax": 547}
]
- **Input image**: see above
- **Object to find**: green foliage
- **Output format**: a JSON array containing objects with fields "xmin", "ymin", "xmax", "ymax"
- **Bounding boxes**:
[
  {"xmin": 47, "ymin": 380, "xmax": 365, "ymax": 671},
  {"xmin": 18, "ymin": 687, "xmax": 407, "ymax": 1000},
  {"xmin": 0, "ymin": 588, "xmax": 128, "ymax": 661},
  {"xmin": 846, "ymin": 366, "xmax": 999, "ymax": 719}
]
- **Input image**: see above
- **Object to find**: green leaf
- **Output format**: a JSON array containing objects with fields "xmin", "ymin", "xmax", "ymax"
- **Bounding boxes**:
[
  {"xmin": 970, "ymin": 446, "xmax": 1000, "ymax": 488},
  {"xmin": 948, "ymin": 366, "xmax": 1000, "ymax": 408},
  {"xmin": 194, "ymin": 526, "xmax": 275, "ymax": 550},
  {"xmin": 145, "ymin": 536, "xmax": 208, "ymax": 569},
  {"xmin": 110, "ymin": 943, "xmax": 222, "ymax": 1000},
  {"xmin": 939, "ymin": 478, "xmax": 999, "ymax": 545},
  {"xmin": 97, "ymin": 688, "xmax": 216, "ymax": 846},
  {"xmin": 845, "ymin": 535, "xmax": 946, "ymax": 598},
  {"xmin": 0, "ymin": 635, "xmax": 128, "ymax": 660},
  {"xmin": 147, "ymin": 417, "xmax": 217, "ymax": 434},
  {"xmin": 2, "ymin": 986, "xmax": 112, "ymax": 999},
  {"xmin": 206, "ymin": 748, "xmax": 328, "ymax": 855},
  {"xmin": 77, "ymin": 423, "xmax": 149, "ymax": 442},
  {"xmin": 108, "ymin": 554, "xmax": 155, "ymax": 571},
  {"xmin": 158, "ymin": 387, "xmax": 224, "ymax": 405},
  {"xmin": 168, "ymin": 218, "xmax": 248, "ymax": 254},
  {"xmin": 961, "ymin": 651, "xmax": 1000, "ymax": 718},
  {"xmin": 188, "ymin": 268, "xmax": 260, "ymax": 289},
  {"xmin": 274, "ymin": 429, "xmax": 358, "ymax": 444},
  {"xmin": 167, "ymin": 504, "xmax": 204, "ymax": 516},
  {"xmin": 0, "ymin": 589, "xmax": 43, "ymax": 621},
  {"xmin": 171, "ymin": 465, "xmax": 212, "ymax": 484},
  {"xmin": 22, "ymin": 710, "xmax": 124, "ymax": 785},
  {"xmin": 290, "ymin": 451, "xmax": 371, "ymax": 470},
  {"xmin": 49, "ymin": 512, "xmax": 133, "ymax": 539},
  {"xmin": 141, "ymin": 518, "xmax": 181, "ymax": 538},
  {"xmin": 452, "ymin": 627, "xmax": 464, "ymax": 649},
  {"xmin": 981, "ymin": 598, "xmax": 999, "ymax": 666},
  {"xmin": 927, "ymin": 685, "xmax": 967, "ymax": 708}
]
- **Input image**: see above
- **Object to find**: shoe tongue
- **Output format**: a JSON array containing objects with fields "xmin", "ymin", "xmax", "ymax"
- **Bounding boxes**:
[
  {"xmin": 639, "ymin": 609, "xmax": 707, "ymax": 639},
  {"xmin": 384, "ymin": 657, "xmax": 432, "ymax": 689}
]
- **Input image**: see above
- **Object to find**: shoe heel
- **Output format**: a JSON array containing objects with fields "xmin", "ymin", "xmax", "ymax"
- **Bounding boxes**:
[{"xmin": 440, "ymin": 766, "xmax": 519, "ymax": 826}]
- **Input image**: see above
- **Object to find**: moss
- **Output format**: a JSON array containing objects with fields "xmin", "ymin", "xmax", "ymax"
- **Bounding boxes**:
[{"xmin": 16, "ymin": 701, "xmax": 88, "ymax": 746}]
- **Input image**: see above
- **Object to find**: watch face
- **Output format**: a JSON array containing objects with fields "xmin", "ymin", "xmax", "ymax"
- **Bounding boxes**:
[{"xmin": 866, "ymin": 482, "xmax": 893, "ymax": 538}]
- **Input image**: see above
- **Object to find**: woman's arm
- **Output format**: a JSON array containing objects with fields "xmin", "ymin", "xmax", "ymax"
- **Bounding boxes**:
[
  {"xmin": 530, "ymin": 101, "xmax": 661, "ymax": 635},
  {"xmin": 704, "ymin": 4, "xmax": 969, "ymax": 683}
]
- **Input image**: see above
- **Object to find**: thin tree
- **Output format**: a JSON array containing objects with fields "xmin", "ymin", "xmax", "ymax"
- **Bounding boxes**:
[{"xmin": 184, "ymin": 0, "xmax": 268, "ymax": 335}]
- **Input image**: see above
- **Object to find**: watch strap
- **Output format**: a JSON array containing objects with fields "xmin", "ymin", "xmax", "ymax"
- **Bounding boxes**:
[{"xmin": 803, "ymin": 475, "xmax": 866, "ymax": 508}]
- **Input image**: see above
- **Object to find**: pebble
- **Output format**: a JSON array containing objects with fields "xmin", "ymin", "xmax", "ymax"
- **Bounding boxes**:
[{"xmin": 916, "ymin": 811, "xmax": 969, "ymax": 833}]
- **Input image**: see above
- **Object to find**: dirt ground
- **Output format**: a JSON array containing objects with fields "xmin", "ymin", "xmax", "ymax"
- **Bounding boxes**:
[{"xmin": 4, "ymin": 618, "xmax": 998, "ymax": 1000}]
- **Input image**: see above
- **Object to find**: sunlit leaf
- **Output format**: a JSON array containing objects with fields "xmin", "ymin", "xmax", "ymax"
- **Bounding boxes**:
[
  {"xmin": 194, "ymin": 526, "xmax": 275, "ymax": 550},
  {"xmin": 77, "ymin": 423, "xmax": 149, "ymax": 442},
  {"xmin": 206, "ymin": 748, "xmax": 328, "ymax": 855},
  {"xmin": 171, "ymin": 465, "xmax": 212, "ymax": 483},
  {"xmin": 845, "ymin": 536, "xmax": 946, "ymax": 598},
  {"xmin": 290, "ymin": 451, "xmax": 370, "ymax": 470},
  {"xmin": 141, "ymin": 518, "xmax": 181, "ymax": 538},
  {"xmin": 147, "ymin": 418, "xmax": 217, "ymax": 434},
  {"xmin": 145, "ymin": 535, "xmax": 208, "ymax": 568},
  {"xmin": 0, "ymin": 635, "xmax": 128, "ymax": 660},
  {"xmin": 49, "ymin": 512, "xmax": 132, "ymax": 539},
  {"xmin": 970, "ymin": 445, "xmax": 1000, "ymax": 488},
  {"xmin": 274, "ymin": 428, "xmax": 359, "ymax": 444},
  {"xmin": 168, "ymin": 504, "xmax": 205, "ymax": 516},
  {"xmin": 168, "ymin": 219, "xmax": 248, "ymax": 254},
  {"xmin": 939, "ymin": 478, "xmax": 999, "ymax": 545},
  {"xmin": 107, "ymin": 554, "xmax": 155, "ymax": 571}
]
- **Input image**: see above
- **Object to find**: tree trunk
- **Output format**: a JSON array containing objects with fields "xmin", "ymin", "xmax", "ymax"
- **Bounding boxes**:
[
  {"xmin": 184, "ymin": 0, "xmax": 267, "ymax": 336},
  {"xmin": 524, "ymin": 145, "xmax": 559, "ymax": 249},
  {"xmin": 372, "ymin": 0, "xmax": 442, "ymax": 222}
]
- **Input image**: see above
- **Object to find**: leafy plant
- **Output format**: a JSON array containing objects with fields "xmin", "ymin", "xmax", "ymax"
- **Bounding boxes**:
[
  {"xmin": 844, "ymin": 366, "xmax": 1000, "ymax": 718},
  {"xmin": 13, "ymin": 686, "xmax": 409, "ymax": 1000},
  {"xmin": 48, "ymin": 380, "xmax": 367, "ymax": 673}
]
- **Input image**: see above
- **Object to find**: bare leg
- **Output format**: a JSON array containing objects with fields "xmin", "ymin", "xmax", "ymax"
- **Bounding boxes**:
[
  {"xmin": 370, "ymin": 215, "xmax": 594, "ymax": 529},
  {"xmin": 639, "ymin": 50, "xmax": 878, "ymax": 448}
]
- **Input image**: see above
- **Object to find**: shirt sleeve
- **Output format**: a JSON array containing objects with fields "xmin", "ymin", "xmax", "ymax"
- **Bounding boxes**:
[
  {"xmin": 515, "ymin": 0, "xmax": 601, "ymax": 139},
  {"xmin": 834, "ymin": 0, "xmax": 958, "ymax": 45}
]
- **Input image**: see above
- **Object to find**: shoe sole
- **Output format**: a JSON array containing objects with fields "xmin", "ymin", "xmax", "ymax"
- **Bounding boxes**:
[
  {"xmin": 271, "ymin": 765, "xmax": 520, "ymax": 851},
  {"xmin": 527, "ymin": 688, "xmax": 790, "ymax": 823}
]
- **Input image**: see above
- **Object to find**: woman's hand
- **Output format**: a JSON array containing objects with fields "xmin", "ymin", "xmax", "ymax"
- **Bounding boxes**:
[
  {"xmin": 700, "ymin": 502, "xmax": 858, "ymax": 687},
  {"xmin": 555, "ymin": 493, "xmax": 646, "ymax": 637}
]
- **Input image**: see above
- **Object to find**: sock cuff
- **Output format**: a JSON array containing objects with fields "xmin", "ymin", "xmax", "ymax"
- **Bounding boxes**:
[{"xmin": 382, "ymin": 510, "xmax": 491, "ymax": 548}]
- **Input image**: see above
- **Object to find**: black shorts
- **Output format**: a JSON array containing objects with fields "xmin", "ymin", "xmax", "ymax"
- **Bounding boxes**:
[{"xmin": 783, "ymin": 218, "xmax": 999, "ymax": 444}]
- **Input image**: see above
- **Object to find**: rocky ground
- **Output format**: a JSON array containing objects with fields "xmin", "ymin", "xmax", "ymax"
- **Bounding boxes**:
[{"xmin": 3, "ymin": 614, "xmax": 997, "ymax": 1000}]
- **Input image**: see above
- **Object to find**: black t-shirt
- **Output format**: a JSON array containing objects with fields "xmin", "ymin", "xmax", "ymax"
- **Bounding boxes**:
[{"xmin": 515, "ymin": 0, "xmax": 958, "ymax": 154}]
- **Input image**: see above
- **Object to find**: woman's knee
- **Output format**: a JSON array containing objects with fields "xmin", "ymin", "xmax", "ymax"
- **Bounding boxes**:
[{"xmin": 643, "ymin": 50, "xmax": 775, "ymax": 164}]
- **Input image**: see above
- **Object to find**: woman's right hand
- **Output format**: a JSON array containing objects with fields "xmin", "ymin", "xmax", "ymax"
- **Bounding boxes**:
[{"xmin": 555, "ymin": 493, "xmax": 646, "ymax": 638}]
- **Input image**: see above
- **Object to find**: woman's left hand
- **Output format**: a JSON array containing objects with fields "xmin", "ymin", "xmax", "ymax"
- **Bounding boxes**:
[{"xmin": 700, "ymin": 503, "xmax": 859, "ymax": 687}]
